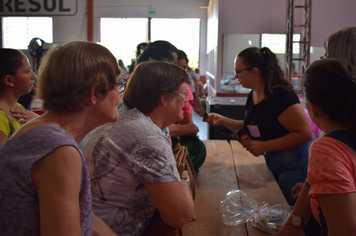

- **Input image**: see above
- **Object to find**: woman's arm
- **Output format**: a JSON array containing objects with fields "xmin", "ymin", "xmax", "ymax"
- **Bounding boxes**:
[
  {"xmin": 203, "ymin": 112, "xmax": 244, "ymax": 131},
  {"xmin": 168, "ymin": 123, "xmax": 199, "ymax": 138},
  {"xmin": 144, "ymin": 180, "xmax": 195, "ymax": 229},
  {"xmin": 272, "ymin": 182, "xmax": 310, "ymax": 236},
  {"xmin": 30, "ymin": 146, "xmax": 83, "ymax": 236},
  {"xmin": 192, "ymin": 75, "xmax": 200, "ymax": 99},
  {"xmin": 92, "ymin": 212, "xmax": 118, "ymax": 236},
  {"xmin": 318, "ymin": 193, "xmax": 356, "ymax": 236},
  {"xmin": 179, "ymin": 113, "xmax": 193, "ymax": 125},
  {"xmin": 291, "ymin": 182, "xmax": 305, "ymax": 199},
  {"xmin": 243, "ymin": 104, "xmax": 313, "ymax": 156}
]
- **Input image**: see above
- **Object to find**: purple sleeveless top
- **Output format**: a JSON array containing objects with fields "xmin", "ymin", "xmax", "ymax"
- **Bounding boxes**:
[{"xmin": 0, "ymin": 125, "xmax": 92, "ymax": 236}]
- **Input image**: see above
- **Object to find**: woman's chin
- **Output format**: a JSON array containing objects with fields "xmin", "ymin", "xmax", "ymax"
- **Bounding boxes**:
[{"xmin": 178, "ymin": 111, "xmax": 184, "ymax": 121}]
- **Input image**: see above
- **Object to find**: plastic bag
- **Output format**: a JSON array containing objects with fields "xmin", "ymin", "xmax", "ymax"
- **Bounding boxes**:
[
  {"xmin": 250, "ymin": 202, "xmax": 292, "ymax": 233},
  {"xmin": 221, "ymin": 189, "xmax": 291, "ymax": 234},
  {"xmin": 220, "ymin": 189, "xmax": 258, "ymax": 225}
]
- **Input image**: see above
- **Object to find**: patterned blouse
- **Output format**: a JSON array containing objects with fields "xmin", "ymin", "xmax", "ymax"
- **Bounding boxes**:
[{"xmin": 83, "ymin": 107, "xmax": 180, "ymax": 236}]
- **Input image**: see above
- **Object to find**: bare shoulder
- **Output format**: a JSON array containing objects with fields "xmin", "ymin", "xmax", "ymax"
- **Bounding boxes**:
[{"xmin": 30, "ymin": 145, "xmax": 82, "ymax": 189}]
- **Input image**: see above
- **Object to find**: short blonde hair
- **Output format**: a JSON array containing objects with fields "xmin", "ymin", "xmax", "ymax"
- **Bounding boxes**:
[
  {"xmin": 37, "ymin": 41, "xmax": 120, "ymax": 113},
  {"xmin": 123, "ymin": 61, "xmax": 187, "ymax": 114}
]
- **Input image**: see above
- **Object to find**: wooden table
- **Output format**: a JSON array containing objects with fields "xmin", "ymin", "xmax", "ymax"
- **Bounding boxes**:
[{"xmin": 183, "ymin": 140, "xmax": 288, "ymax": 236}]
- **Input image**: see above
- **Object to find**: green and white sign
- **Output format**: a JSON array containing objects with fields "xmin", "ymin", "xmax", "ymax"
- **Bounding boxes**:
[{"xmin": 0, "ymin": 0, "xmax": 77, "ymax": 16}]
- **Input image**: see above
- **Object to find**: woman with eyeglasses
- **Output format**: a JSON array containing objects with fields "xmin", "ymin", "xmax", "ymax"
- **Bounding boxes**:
[
  {"xmin": 82, "ymin": 61, "xmax": 195, "ymax": 236},
  {"xmin": 0, "ymin": 41, "xmax": 121, "ymax": 235},
  {"xmin": 135, "ymin": 46, "xmax": 199, "ymax": 140},
  {"xmin": 204, "ymin": 47, "xmax": 314, "ymax": 206}
]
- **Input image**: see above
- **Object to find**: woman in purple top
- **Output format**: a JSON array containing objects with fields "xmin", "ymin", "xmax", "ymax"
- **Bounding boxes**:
[{"xmin": 0, "ymin": 41, "xmax": 123, "ymax": 236}]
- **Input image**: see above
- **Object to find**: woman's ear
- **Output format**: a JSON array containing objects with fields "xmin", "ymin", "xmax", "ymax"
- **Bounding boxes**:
[
  {"xmin": 307, "ymin": 101, "xmax": 319, "ymax": 118},
  {"xmin": 160, "ymin": 94, "xmax": 168, "ymax": 108},
  {"xmin": 88, "ymin": 84, "xmax": 98, "ymax": 105},
  {"xmin": 252, "ymin": 67, "xmax": 260, "ymax": 77},
  {"xmin": 4, "ymin": 75, "xmax": 14, "ymax": 87}
]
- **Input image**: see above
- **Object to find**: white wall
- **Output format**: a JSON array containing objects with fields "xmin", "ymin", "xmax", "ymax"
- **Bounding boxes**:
[{"xmin": 52, "ymin": 0, "xmax": 88, "ymax": 42}]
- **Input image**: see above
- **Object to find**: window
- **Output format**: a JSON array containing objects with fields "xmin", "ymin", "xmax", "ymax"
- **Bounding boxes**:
[
  {"xmin": 100, "ymin": 18, "xmax": 201, "ymax": 69},
  {"xmin": 261, "ymin": 33, "xmax": 300, "ymax": 54},
  {"xmin": 100, "ymin": 18, "xmax": 148, "ymax": 68},
  {"xmin": 151, "ymin": 18, "xmax": 200, "ymax": 69},
  {"xmin": 261, "ymin": 33, "xmax": 300, "ymax": 71},
  {"xmin": 2, "ymin": 17, "xmax": 53, "ymax": 49}
]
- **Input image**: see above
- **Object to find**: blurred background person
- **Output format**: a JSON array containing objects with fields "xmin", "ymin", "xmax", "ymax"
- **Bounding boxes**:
[
  {"xmin": 17, "ymin": 88, "xmax": 35, "ymax": 110},
  {"xmin": 128, "ymin": 42, "xmax": 148, "ymax": 74},
  {"xmin": 118, "ymin": 59, "xmax": 128, "ymax": 79},
  {"xmin": 194, "ymin": 67, "xmax": 206, "ymax": 98},
  {"xmin": 148, "ymin": 40, "xmax": 179, "ymax": 63},
  {"xmin": 177, "ymin": 50, "xmax": 200, "ymax": 99}
]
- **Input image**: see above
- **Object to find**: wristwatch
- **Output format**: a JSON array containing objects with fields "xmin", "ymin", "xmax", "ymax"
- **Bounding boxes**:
[{"xmin": 289, "ymin": 213, "xmax": 302, "ymax": 227}]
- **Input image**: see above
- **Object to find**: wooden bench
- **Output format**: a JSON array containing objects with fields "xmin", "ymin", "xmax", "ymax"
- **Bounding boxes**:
[{"xmin": 183, "ymin": 140, "xmax": 288, "ymax": 236}]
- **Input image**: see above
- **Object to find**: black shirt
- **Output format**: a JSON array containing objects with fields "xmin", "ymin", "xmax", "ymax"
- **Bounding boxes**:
[{"xmin": 243, "ymin": 87, "xmax": 300, "ymax": 141}]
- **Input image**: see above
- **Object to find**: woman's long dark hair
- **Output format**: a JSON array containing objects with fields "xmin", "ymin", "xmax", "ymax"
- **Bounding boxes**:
[
  {"xmin": 0, "ymin": 49, "xmax": 25, "ymax": 92},
  {"xmin": 238, "ymin": 47, "xmax": 292, "ymax": 98}
]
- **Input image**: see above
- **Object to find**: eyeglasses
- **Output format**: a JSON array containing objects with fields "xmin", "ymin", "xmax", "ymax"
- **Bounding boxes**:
[
  {"xmin": 320, "ymin": 55, "xmax": 327, "ymax": 60},
  {"xmin": 178, "ymin": 88, "xmax": 189, "ymax": 100},
  {"xmin": 234, "ymin": 67, "xmax": 253, "ymax": 77},
  {"xmin": 115, "ymin": 79, "xmax": 126, "ymax": 93}
]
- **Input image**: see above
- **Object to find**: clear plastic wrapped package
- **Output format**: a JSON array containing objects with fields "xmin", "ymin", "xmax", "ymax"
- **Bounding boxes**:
[
  {"xmin": 221, "ymin": 189, "xmax": 292, "ymax": 234},
  {"xmin": 220, "ymin": 189, "xmax": 258, "ymax": 225},
  {"xmin": 250, "ymin": 202, "xmax": 291, "ymax": 233}
]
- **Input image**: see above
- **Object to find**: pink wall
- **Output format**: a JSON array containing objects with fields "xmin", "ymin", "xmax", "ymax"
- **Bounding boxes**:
[
  {"xmin": 218, "ymin": 0, "xmax": 356, "ymax": 47},
  {"xmin": 219, "ymin": 0, "xmax": 287, "ymax": 35},
  {"xmin": 212, "ymin": 0, "xmax": 356, "ymax": 91},
  {"xmin": 311, "ymin": 0, "xmax": 356, "ymax": 45}
]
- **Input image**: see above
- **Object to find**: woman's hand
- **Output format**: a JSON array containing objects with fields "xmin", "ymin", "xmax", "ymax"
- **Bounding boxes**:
[
  {"xmin": 271, "ymin": 216, "xmax": 305, "ymax": 236},
  {"xmin": 240, "ymin": 134, "xmax": 250, "ymax": 146},
  {"xmin": 203, "ymin": 113, "xmax": 223, "ymax": 126},
  {"xmin": 10, "ymin": 105, "xmax": 39, "ymax": 123},
  {"xmin": 183, "ymin": 123, "xmax": 199, "ymax": 136},
  {"xmin": 168, "ymin": 123, "xmax": 199, "ymax": 138},
  {"xmin": 203, "ymin": 113, "xmax": 243, "ymax": 131},
  {"xmin": 291, "ymin": 183, "xmax": 304, "ymax": 199},
  {"xmin": 242, "ymin": 140, "xmax": 265, "ymax": 156}
]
